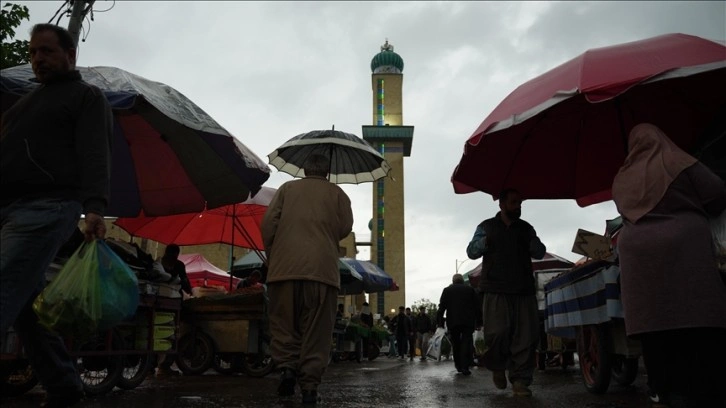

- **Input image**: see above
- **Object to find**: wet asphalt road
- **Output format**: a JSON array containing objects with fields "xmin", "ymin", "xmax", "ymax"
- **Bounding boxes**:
[{"xmin": 3, "ymin": 356, "xmax": 652, "ymax": 408}]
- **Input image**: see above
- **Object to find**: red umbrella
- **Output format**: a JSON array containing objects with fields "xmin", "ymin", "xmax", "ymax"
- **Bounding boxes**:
[
  {"xmin": 113, "ymin": 187, "xmax": 275, "ymax": 250},
  {"xmin": 179, "ymin": 253, "xmax": 241, "ymax": 289},
  {"xmin": 451, "ymin": 33, "xmax": 726, "ymax": 206}
]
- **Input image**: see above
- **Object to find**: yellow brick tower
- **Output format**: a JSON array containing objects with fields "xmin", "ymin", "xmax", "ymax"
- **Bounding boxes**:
[{"xmin": 362, "ymin": 40, "xmax": 414, "ymax": 317}]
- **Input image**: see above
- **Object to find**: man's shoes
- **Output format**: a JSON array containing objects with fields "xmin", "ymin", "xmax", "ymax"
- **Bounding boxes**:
[
  {"xmin": 462, "ymin": 369, "xmax": 472, "ymax": 376},
  {"xmin": 40, "ymin": 388, "xmax": 84, "ymax": 408},
  {"xmin": 512, "ymin": 381, "xmax": 532, "ymax": 397},
  {"xmin": 409, "ymin": 356, "xmax": 414, "ymax": 361},
  {"xmin": 492, "ymin": 370, "xmax": 507, "ymax": 389},
  {"xmin": 301, "ymin": 389, "xmax": 320, "ymax": 404},
  {"xmin": 278, "ymin": 368, "xmax": 296, "ymax": 397},
  {"xmin": 420, "ymin": 357, "xmax": 427, "ymax": 361}
]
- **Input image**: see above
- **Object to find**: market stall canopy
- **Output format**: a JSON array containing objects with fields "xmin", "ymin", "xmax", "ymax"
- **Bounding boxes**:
[
  {"xmin": 0, "ymin": 64, "xmax": 271, "ymax": 217},
  {"xmin": 339, "ymin": 258, "xmax": 396, "ymax": 294},
  {"xmin": 230, "ymin": 251, "xmax": 363, "ymax": 287},
  {"xmin": 179, "ymin": 253, "xmax": 241, "ymax": 288}
]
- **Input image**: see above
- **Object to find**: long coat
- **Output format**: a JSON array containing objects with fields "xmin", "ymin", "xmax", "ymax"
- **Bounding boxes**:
[
  {"xmin": 618, "ymin": 163, "xmax": 726, "ymax": 336},
  {"xmin": 261, "ymin": 176, "xmax": 353, "ymax": 288}
]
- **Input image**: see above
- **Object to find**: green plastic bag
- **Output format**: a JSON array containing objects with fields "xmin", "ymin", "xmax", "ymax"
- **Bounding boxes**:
[
  {"xmin": 33, "ymin": 241, "xmax": 103, "ymax": 339},
  {"xmin": 96, "ymin": 240, "xmax": 139, "ymax": 330}
]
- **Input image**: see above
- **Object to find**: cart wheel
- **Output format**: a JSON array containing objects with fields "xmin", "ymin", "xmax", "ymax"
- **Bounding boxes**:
[
  {"xmin": 75, "ymin": 333, "xmax": 124, "ymax": 396},
  {"xmin": 576, "ymin": 324, "xmax": 612, "ymax": 394},
  {"xmin": 213, "ymin": 353, "xmax": 242, "ymax": 375},
  {"xmin": 0, "ymin": 359, "xmax": 38, "ymax": 397},
  {"xmin": 176, "ymin": 331, "xmax": 215, "ymax": 375},
  {"xmin": 611, "ymin": 355, "xmax": 639, "ymax": 386},
  {"xmin": 241, "ymin": 335, "xmax": 274, "ymax": 378},
  {"xmin": 116, "ymin": 353, "xmax": 151, "ymax": 390}
]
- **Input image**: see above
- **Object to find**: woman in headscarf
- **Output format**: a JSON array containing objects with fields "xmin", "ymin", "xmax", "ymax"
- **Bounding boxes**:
[{"xmin": 612, "ymin": 123, "xmax": 726, "ymax": 408}]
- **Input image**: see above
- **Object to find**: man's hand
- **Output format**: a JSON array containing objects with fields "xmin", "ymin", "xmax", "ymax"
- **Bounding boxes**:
[{"xmin": 84, "ymin": 212, "xmax": 106, "ymax": 241}]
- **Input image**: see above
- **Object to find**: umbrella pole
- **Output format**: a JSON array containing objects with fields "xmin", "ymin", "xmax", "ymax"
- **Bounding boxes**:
[
  {"xmin": 229, "ymin": 204, "xmax": 236, "ymax": 292},
  {"xmin": 231, "ymin": 216, "xmax": 267, "ymax": 266}
]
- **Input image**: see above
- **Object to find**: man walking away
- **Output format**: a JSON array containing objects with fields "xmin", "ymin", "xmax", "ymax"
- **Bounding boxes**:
[
  {"xmin": 437, "ymin": 273, "xmax": 481, "ymax": 375},
  {"xmin": 262, "ymin": 153, "xmax": 353, "ymax": 405}
]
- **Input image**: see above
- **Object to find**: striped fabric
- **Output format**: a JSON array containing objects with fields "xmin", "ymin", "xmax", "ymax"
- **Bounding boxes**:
[{"xmin": 544, "ymin": 261, "xmax": 623, "ymax": 339}]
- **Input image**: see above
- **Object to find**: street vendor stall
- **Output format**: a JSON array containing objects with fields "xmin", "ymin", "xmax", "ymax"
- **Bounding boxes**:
[{"xmin": 175, "ymin": 287, "xmax": 273, "ymax": 377}]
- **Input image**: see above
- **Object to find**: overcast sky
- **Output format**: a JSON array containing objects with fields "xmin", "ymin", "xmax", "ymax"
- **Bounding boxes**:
[{"xmin": 11, "ymin": 1, "xmax": 726, "ymax": 305}]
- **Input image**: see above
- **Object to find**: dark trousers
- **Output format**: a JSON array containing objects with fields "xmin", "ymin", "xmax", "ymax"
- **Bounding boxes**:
[
  {"xmin": 640, "ymin": 327, "xmax": 726, "ymax": 408},
  {"xmin": 449, "ymin": 325, "xmax": 474, "ymax": 371},
  {"xmin": 408, "ymin": 335, "xmax": 416, "ymax": 358},
  {"xmin": 396, "ymin": 334, "xmax": 408, "ymax": 357}
]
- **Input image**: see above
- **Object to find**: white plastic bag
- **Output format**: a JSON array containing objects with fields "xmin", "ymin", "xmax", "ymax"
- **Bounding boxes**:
[{"xmin": 426, "ymin": 327, "xmax": 446, "ymax": 360}]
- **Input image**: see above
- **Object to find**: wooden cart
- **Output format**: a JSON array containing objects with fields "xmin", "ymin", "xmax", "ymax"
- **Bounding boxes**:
[{"xmin": 175, "ymin": 290, "xmax": 274, "ymax": 377}]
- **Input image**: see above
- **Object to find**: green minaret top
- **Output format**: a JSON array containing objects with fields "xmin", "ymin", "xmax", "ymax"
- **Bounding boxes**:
[{"xmin": 370, "ymin": 39, "xmax": 404, "ymax": 74}]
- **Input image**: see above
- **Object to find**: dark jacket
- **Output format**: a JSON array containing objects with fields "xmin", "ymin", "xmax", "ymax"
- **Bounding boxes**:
[
  {"xmin": 1, "ymin": 70, "xmax": 113, "ymax": 215},
  {"xmin": 394, "ymin": 312, "xmax": 411, "ymax": 337},
  {"xmin": 437, "ymin": 282, "xmax": 482, "ymax": 329},
  {"xmin": 413, "ymin": 313, "xmax": 433, "ymax": 334},
  {"xmin": 474, "ymin": 213, "xmax": 545, "ymax": 295}
]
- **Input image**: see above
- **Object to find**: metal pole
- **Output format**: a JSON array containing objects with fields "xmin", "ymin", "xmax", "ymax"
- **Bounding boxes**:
[{"xmin": 67, "ymin": 0, "xmax": 95, "ymax": 48}]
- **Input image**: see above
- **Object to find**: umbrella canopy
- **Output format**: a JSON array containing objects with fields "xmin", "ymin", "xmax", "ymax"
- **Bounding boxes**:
[
  {"xmin": 230, "ymin": 250, "xmax": 364, "ymax": 289},
  {"xmin": 0, "ymin": 64, "xmax": 271, "ymax": 216},
  {"xmin": 268, "ymin": 128, "xmax": 392, "ymax": 184},
  {"xmin": 112, "ymin": 187, "xmax": 276, "ymax": 250},
  {"xmin": 340, "ymin": 258, "xmax": 395, "ymax": 293},
  {"xmin": 451, "ymin": 33, "xmax": 726, "ymax": 206},
  {"xmin": 179, "ymin": 253, "xmax": 241, "ymax": 288},
  {"xmin": 463, "ymin": 252, "xmax": 574, "ymax": 287}
]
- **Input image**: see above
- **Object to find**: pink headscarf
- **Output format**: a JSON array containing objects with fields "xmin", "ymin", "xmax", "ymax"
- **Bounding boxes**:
[{"xmin": 612, "ymin": 123, "xmax": 697, "ymax": 223}]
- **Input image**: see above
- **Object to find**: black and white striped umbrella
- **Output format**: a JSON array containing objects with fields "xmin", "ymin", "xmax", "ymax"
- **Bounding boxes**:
[{"xmin": 268, "ymin": 128, "xmax": 391, "ymax": 184}]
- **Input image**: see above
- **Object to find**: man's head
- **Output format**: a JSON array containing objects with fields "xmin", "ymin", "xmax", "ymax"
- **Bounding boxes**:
[
  {"xmin": 29, "ymin": 24, "xmax": 76, "ymax": 83},
  {"xmin": 248, "ymin": 269, "xmax": 262, "ymax": 284},
  {"xmin": 418, "ymin": 306, "xmax": 426, "ymax": 314},
  {"xmin": 405, "ymin": 307, "xmax": 411, "ymax": 315},
  {"xmin": 499, "ymin": 188, "xmax": 523, "ymax": 222},
  {"xmin": 452, "ymin": 273, "xmax": 465, "ymax": 284},
  {"xmin": 303, "ymin": 153, "xmax": 330, "ymax": 178},
  {"xmin": 398, "ymin": 306, "xmax": 405, "ymax": 314},
  {"xmin": 163, "ymin": 244, "xmax": 181, "ymax": 260}
]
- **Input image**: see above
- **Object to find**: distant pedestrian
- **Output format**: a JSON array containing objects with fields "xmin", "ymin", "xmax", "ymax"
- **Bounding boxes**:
[
  {"xmin": 437, "ymin": 273, "xmax": 481, "ymax": 376},
  {"xmin": 262, "ymin": 153, "xmax": 354, "ymax": 405},
  {"xmin": 466, "ymin": 188, "xmax": 546, "ymax": 397},
  {"xmin": 405, "ymin": 307, "xmax": 416, "ymax": 361},
  {"xmin": 1, "ymin": 23, "xmax": 113, "ymax": 408},
  {"xmin": 394, "ymin": 306, "xmax": 411, "ymax": 359},
  {"xmin": 414, "ymin": 306, "xmax": 433, "ymax": 361}
]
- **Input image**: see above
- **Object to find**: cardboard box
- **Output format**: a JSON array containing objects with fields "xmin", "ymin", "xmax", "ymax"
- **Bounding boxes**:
[{"xmin": 571, "ymin": 229, "xmax": 613, "ymax": 260}]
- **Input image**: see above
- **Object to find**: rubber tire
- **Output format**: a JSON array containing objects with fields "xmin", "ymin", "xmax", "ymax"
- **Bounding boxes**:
[
  {"xmin": 240, "ymin": 335, "xmax": 274, "ymax": 378},
  {"xmin": 116, "ymin": 353, "xmax": 151, "ymax": 390},
  {"xmin": 576, "ymin": 324, "xmax": 612, "ymax": 394},
  {"xmin": 0, "ymin": 360, "xmax": 38, "ymax": 397},
  {"xmin": 75, "ymin": 334, "xmax": 124, "ymax": 396},
  {"xmin": 175, "ymin": 331, "xmax": 215, "ymax": 375},
  {"xmin": 611, "ymin": 355, "xmax": 639, "ymax": 386}
]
